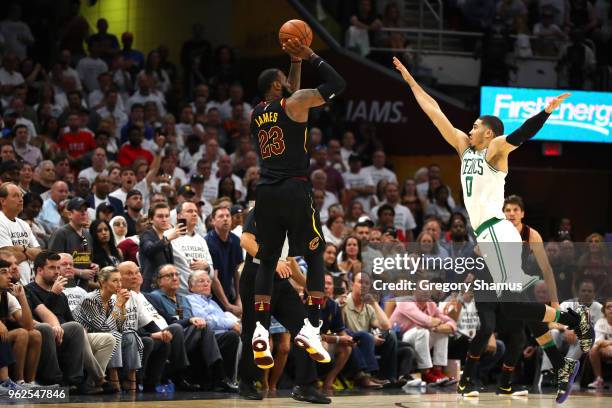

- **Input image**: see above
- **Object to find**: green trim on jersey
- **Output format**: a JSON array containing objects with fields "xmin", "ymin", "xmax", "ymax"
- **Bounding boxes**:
[
  {"xmin": 520, "ymin": 276, "xmax": 540, "ymax": 293},
  {"xmin": 475, "ymin": 217, "xmax": 503, "ymax": 236},
  {"xmin": 461, "ymin": 147, "xmax": 472, "ymax": 158}
]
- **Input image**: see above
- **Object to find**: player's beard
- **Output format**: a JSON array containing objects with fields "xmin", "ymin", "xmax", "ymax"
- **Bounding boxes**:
[{"xmin": 281, "ymin": 85, "xmax": 293, "ymax": 98}]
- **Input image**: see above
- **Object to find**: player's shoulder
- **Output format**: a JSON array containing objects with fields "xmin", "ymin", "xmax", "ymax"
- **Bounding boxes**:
[{"xmin": 528, "ymin": 226, "xmax": 543, "ymax": 242}]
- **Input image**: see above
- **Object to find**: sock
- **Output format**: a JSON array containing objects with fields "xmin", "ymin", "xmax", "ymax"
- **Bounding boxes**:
[
  {"xmin": 254, "ymin": 301, "xmax": 271, "ymax": 329},
  {"xmin": 306, "ymin": 295, "xmax": 324, "ymax": 327},
  {"xmin": 555, "ymin": 309, "xmax": 579, "ymax": 328},
  {"xmin": 462, "ymin": 354, "xmax": 480, "ymax": 383},
  {"xmin": 499, "ymin": 364, "xmax": 514, "ymax": 388},
  {"xmin": 541, "ymin": 340, "xmax": 563, "ymax": 371}
]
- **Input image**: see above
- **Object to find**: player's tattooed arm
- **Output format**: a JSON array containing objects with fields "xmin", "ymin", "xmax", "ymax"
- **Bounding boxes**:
[
  {"xmin": 392, "ymin": 57, "xmax": 469, "ymax": 155},
  {"xmin": 285, "ymin": 89, "xmax": 325, "ymax": 122}
]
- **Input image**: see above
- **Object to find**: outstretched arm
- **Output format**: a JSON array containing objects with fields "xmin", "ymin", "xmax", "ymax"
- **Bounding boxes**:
[
  {"xmin": 393, "ymin": 57, "xmax": 469, "ymax": 155},
  {"xmin": 491, "ymin": 93, "xmax": 570, "ymax": 155},
  {"xmin": 283, "ymin": 39, "xmax": 346, "ymax": 122}
]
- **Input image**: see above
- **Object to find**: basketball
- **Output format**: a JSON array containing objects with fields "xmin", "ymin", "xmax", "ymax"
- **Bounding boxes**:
[{"xmin": 278, "ymin": 19, "xmax": 313, "ymax": 47}]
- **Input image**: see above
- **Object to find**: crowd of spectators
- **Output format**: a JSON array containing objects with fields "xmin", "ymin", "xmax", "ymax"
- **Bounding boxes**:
[
  {"xmin": 0, "ymin": 1, "xmax": 610, "ymax": 397},
  {"xmin": 328, "ymin": 0, "xmax": 612, "ymax": 89}
]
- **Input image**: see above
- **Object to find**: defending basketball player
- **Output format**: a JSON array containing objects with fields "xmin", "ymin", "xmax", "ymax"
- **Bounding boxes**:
[
  {"xmin": 393, "ymin": 57, "xmax": 592, "ymax": 403},
  {"xmin": 250, "ymin": 37, "xmax": 345, "ymax": 369}
]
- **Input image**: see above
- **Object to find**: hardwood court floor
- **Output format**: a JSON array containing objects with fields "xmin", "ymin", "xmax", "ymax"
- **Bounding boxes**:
[{"xmin": 4, "ymin": 389, "xmax": 610, "ymax": 408}]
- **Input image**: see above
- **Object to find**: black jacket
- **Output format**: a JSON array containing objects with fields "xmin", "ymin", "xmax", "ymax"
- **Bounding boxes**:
[{"xmin": 139, "ymin": 227, "xmax": 174, "ymax": 292}]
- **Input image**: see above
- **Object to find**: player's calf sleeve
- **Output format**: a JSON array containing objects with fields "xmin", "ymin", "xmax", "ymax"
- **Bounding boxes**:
[
  {"xmin": 304, "ymin": 252, "xmax": 325, "ymax": 293},
  {"xmin": 254, "ymin": 258, "xmax": 277, "ymax": 296},
  {"xmin": 530, "ymin": 325, "xmax": 563, "ymax": 371},
  {"xmin": 308, "ymin": 53, "xmax": 346, "ymax": 102}
]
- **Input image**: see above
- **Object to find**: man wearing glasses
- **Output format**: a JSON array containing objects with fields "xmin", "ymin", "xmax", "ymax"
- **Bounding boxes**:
[{"xmin": 146, "ymin": 264, "xmax": 238, "ymax": 392}]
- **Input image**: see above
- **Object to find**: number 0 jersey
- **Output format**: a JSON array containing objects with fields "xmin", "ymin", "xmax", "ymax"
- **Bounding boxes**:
[
  {"xmin": 460, "ymin": 148, "xmax": 506, "ymax": 230},
  {"xmin": 250, "ymin": 98, "xmax": 309, "ymax": 184}
]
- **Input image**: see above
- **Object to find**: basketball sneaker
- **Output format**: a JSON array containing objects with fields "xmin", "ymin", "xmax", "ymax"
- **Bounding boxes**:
[
  {"xmin": 457, "ymin": 378, "xmax": 479, "ymax": 397},
  {"xmin": 294, "ymin": 319, "xmax": 331, "ymax": 363},
  {"xmin": 556, "ymin": 357, "xmax": 580, "ymax": 404},
  {"xmin": 252, "ymin": 321, "xmax": 274, "ymax": 369},
  {"xmin": 496, "ymin": 384, "xmax": 529, "ymax": 396}
]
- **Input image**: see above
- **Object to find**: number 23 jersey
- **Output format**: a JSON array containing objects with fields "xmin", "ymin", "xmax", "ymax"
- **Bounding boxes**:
[
  {"xmin": 250, "ymin": 98, "xmax": 309, "ymax": 184},
  {"xmin": 460, "ymin": 148, "xmax": 506, "ymax": 230}
]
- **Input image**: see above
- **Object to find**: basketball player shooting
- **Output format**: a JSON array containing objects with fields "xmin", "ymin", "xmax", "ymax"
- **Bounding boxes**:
[
  {"xmin": 250, "ymin": 38, "xmax": 345, "ymax": 369},
  {"xmin": 393, "ymin": 57, "xmax": 592, "ymax": 403}
]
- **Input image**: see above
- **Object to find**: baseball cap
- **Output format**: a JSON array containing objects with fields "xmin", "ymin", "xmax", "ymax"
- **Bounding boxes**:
[
  {"xmin": 126, "ymin": 189, "xmax": 142, "ymax": 199},
  {"xmin": 190, "ymin": 174, "xmax": 205, "ymax": 184},
  {"xmin": 357, "ymin": 215, "xmax": 374, "ymax": 227},
  {"xmin": 67, "ymin": 197, "xmax": 88, "ymax": 211},
  {"xmin": 177, "ymin": 184, "xmax": 196, "ymax": 196},
  {"xmin": 230, "ymin": 204, "xmax": 244, "ymax": 216}
]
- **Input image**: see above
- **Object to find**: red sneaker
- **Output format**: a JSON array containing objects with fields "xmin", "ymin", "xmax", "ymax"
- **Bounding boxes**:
[
  {"xmin": 423, "ymin": 370, "xmax": 447, "ymax": 385},
  {"xmin": 432, "ymin": 368, "xmax": 450, "ymax": 385}
]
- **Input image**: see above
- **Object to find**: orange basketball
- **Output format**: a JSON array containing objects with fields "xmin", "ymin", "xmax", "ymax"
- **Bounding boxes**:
[{"xmin": 278, "ymin": 19, "xmax": 313, "ymax": 47}]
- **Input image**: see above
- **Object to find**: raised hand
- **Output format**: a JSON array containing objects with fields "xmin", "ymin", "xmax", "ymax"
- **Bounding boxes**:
[
  {"xmin": 282, "ymin": 38, "xmax": 313, "ymax": 61},
  {"xmin": 545, "ymin": 93, "xmax": 571, "ymax": 113},
  {"xmin": 392, "ymin": 56, "xmax": 415, "ymax": 86}
]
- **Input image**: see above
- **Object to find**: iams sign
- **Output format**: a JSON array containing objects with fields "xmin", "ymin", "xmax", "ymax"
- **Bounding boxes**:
[{"xmin": 346, "ymin": 100, "xmax": 404, "ymax": 123}]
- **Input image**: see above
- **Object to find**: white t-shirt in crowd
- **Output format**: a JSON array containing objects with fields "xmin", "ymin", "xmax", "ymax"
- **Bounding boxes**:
[
  {"xmin": 76, "ymin": 57, "xmax": 108, "ymax": 92},
  {"xmin": 113, "ymin": 290, "xmax": 155, "ymax": 331},
  {"xmin": 108, "ymin": 188, "xmax": 128, "ymax": 206},
  {"xmin": 0, "ymin": 212, "xmax": 40, "ymax": 284},
  {"xmin": 0, "ymin": 20, "xmax": 33, "ymax": 60},
  {"xmin": 78, "ymin": 167, "xmax": 108, "ymax": 185},
  {"xmin": 594, "ymin": 317, "xmax": 612, "ymax": 342},
  {"xmin": 5, "ymin": 292, "xmax": 21, "ymax": 315},
  {"xmin": 133, "ymin": 291, "xmax": 168, "ymax": 330},
  {"xmin": 363, "ymin": 165, "xmax": 397, "ymax": 186},
  {"xmin": 343, "ymin": 169, "xmax": 375, "ymax": 212},
  {"xmin": 64, "ymin": 285, "xmax": 88, "ymax": 311},
  {"xmin": 203, "ymin": 176, "xmax": 219, "ymax": 202},
  {"xmin": 441, "ymin": 299, "xmax": 480, "ymax": 339},
  {"xmin": 370, "ymin": 201, "xmax": 417, "ymax": 233},
  {"xmin": 171, "ymin": 232, "xmax": 215, "ymax": 296}
]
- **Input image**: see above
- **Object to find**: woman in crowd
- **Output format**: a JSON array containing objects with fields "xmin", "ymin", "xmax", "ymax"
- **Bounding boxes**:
[
  {"xmin": 18, "ymin": 163, "xmax": 34, "ymax": 193},
  {"xmin": 90, "ymin": 220, "xmax": 123, "ymax": 269},
  {"xmin": 110, "ymin": 215, "xmax": 128, "ymax": 244},
  {"xmin": 138, "ymin": 50, "xmax": 171, "ymax": 94},
  {"xmin": 346, "ymin": 200, "xmax": 365, "ymax": 229},
  {"xmin": 76, "ymin": 266, "xmax": 141, "ymax": 392},
  {"xmin": 338, "ymin": 236, "xmax": 363, "ymax": 283},
  {"xmin": 217, "ymin": 176, "xmax": 238, "ymax": 204},
  {"xmin": 324, "ymin": 214, "xmax": 346, "ymax": 247}
]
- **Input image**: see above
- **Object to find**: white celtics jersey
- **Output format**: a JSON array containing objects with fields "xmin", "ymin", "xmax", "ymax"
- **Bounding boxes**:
[{"xmin": 460, "ymin": 148, "xmax": 506, "ymax": 230}]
